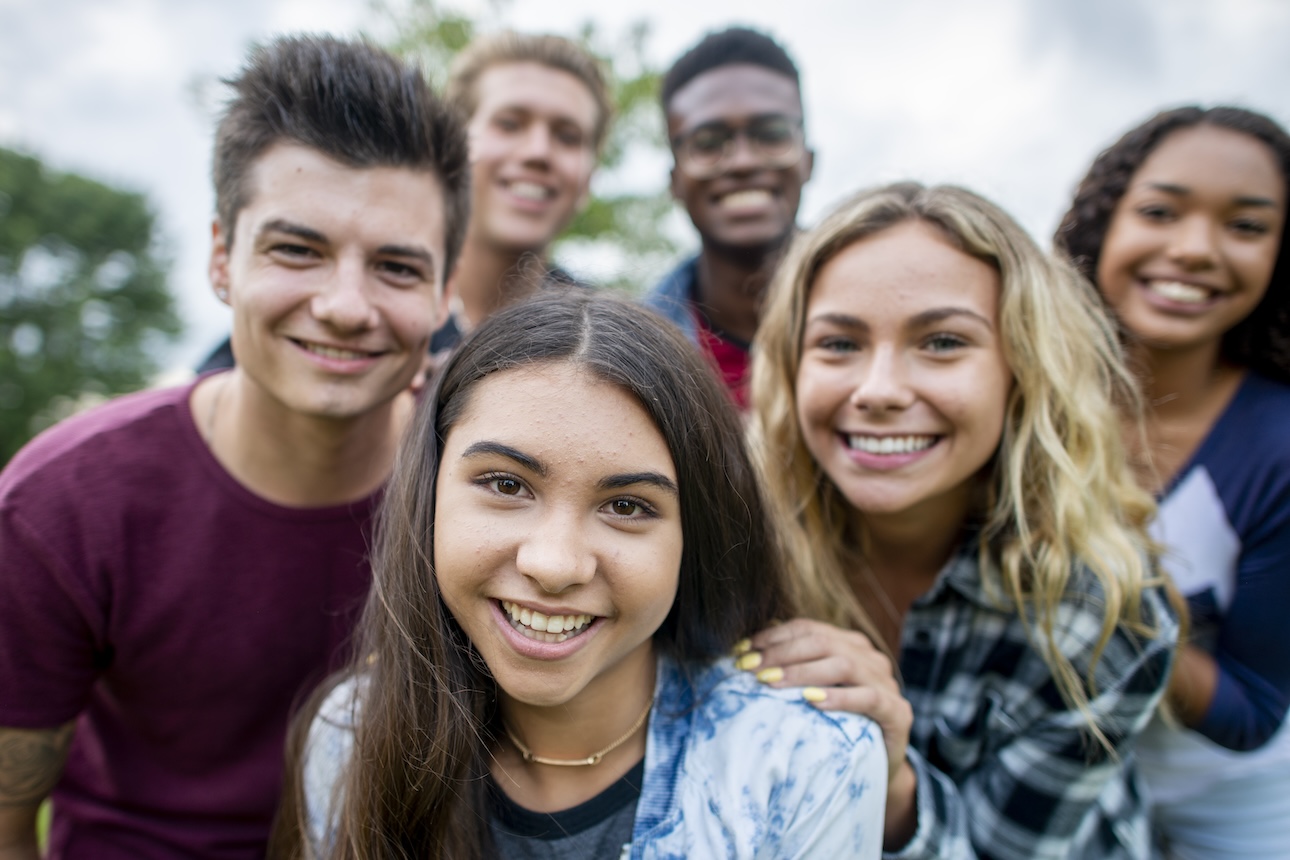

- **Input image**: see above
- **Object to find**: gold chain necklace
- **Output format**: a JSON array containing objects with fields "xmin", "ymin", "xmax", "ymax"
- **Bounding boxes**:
[{"xmin": 503, "ymin": 697, "xmax": 654, "ymax": 767}]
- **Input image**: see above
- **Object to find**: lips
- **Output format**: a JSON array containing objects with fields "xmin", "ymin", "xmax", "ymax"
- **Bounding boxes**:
[
  {"xmin": 293, "ymin": 339, "xmax": 382, "ymax": 360},
  {"xmin": 501, "ymin": 599, "xmax": 595, "ymax": 643},
  {"xmin": 845, "ymin": 434, "xmax": 938, "ymax": 455},
  {"xmin": 1142, "ymin": 279, "xmax": 1216, "ymax": 305},
  {"xmin": 715, "ymin": 188, "xmax": 774, "ymax": 211},
  {"xmin": 504, "ymin": 180, "xmax": 555, "ymax": 202}
]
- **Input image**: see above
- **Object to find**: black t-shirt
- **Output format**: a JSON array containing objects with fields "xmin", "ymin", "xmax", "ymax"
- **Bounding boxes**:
[{"xmin": 487, "ymin": 758, "xmax": 643, "ymax": 859}]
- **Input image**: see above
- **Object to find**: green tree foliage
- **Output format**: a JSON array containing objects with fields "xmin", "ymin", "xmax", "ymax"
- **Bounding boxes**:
[
  {"xmin": 0, "ymin": 147, "xmax": 181, "ymax": 464},
  {"xmin": 378, "ymin": 0, "xmax": 680, "ymax": 293}
]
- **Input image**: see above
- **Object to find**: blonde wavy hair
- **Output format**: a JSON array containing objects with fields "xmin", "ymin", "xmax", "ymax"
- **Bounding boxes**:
[{"xmin": 749, "ymin": 182, "xmax": 1170, "ymax": 739}]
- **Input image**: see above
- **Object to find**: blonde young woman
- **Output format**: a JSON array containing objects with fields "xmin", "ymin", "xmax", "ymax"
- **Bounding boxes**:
[{"xmin": 744, "ymin": 182, "xmax": 1180, "ymax": 859}]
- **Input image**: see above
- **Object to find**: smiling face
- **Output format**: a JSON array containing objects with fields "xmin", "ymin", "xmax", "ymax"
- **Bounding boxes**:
[
  {"xmin": 795, "ymin": 220, "xmax": 1012, "ymax": 527},
  {"xmin": 432, "ymin": 362, "xmax": 683, "ymax": 710},
  {"xmin": 212, "ymin": 142, "xmax": 447, "ymax": 422},
  {"xmin": 465, "ymin": 61, "xmax": 599, "ymax": 256},
  {"xmin": 1096, "ymin": 125, "xmax": 1285, "ymax": 355},
  {"xmin": 667, "ymin": 64, "xmax": 813, "ymax": 257}
]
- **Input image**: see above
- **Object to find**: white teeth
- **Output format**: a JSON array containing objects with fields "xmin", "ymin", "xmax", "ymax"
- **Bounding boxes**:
[
  {"xmin": 509, "ymin": 181, "xmax": 551, "ymax": 201},
  {"xmin": 718, "ymin": 189, "xmax": 772, "ymax": 209},
  {"xmin": 501, "ymin": 601, "xmax": 593, "ymax": 642},
  {"xmin": 846, "ymin": 435, "xmax": 937, "ymax": 455},
  {"xmin": 1148, "ymin": 280, "xmax": 1211, "ymax": 304},
  {"xmin": 303, "ymin": 343, "xmax": 370, "ymax": 360}
]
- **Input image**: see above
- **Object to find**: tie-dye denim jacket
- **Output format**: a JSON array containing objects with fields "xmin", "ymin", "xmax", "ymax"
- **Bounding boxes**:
[{"xmin": 302, "ymin": 654, "xmax": 886, "ymax": 858}]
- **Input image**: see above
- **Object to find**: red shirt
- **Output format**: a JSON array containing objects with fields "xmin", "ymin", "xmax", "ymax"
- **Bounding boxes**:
[{"xmin": 694, "ymin": 310, "xmax": 751, "ymax": 411}]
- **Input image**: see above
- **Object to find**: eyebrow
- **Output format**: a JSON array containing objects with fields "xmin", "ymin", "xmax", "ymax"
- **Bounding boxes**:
[
  {"xmin": 598, "ymin": 472, "xmax": 679, "ymax": 497},
  {"xmin": 259, "ymin": 219, "xmax": 437, "ymax": 266},
  {"xmin": 460, "ymin": 441, "xmax": 546, "ymax": 476},
  {"xmin": 910, "ymin": 307, "xmax": 995, "ymax": 330},
  {"xmin": 1143, "ymin": 182, "xmax": 1280, "ymax": 208},
  {"xmin": 806, "ymin": 307, "xmax": 993, "ymax": 331},
  {"xmin": 459, "ymin": 442, "xmax": 678, "ymax": 496},
  {"xmin": 259, "ymin": 219, "xmax": 327, "ymax": 245}
]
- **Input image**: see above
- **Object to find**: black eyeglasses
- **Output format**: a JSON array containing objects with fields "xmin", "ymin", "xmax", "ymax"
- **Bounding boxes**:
[{"xmin": 671, "ymin": 115, "xmax": 805, "ymax": 179}]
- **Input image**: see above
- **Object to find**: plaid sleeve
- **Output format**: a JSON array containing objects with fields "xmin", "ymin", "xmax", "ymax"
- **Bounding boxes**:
[{"xmin": 887, "ymin": 586, "xmax": 1178, "ymax": 860}]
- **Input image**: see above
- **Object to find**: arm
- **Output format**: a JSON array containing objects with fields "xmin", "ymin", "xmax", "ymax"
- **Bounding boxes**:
[
  {"xmin": 0, "ymin": 723, "xmax": 74, "ymax": 860},
  {"xmin": 1184, "ymin": 510, "xmax": 1290, "ymax": 749}
]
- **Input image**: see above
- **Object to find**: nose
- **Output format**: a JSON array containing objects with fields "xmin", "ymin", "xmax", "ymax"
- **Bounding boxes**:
[
  {"xmin": 722, "ymin": 129, "xmax": 761, "ymax": 173},
  {"xmin": 1166, "ymin": 214, "xmax": 1219, "ymax": 270},
  {"xmin": 310, "ymin": 254, "xmax": 379, "ymax": 333},
  {"xmin": 518, "ymin": 123, "xmax": 553, "ymax": 164},
  {"xmin": 848, "ymin": 345, "xmax": 915, "ymax": 413},
  {"xmin": 515, "ymin": 507, "xmax": 596, "ymax": 593}
]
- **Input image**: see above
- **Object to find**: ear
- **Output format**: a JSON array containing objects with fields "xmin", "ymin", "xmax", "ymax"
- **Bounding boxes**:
[
  {"xmin": 209, "ymin": 219, "xmax": 231, "ymax": 305},
  {"xmin": 433, "ymin": 273, "xmax": 455, "ymax": 332},
  {"xmin": 669, "ymin": 163, "xmax": 683, "ymax": 202},
  {"xmin": 801, "ymin": 148, "xmax": 816, "ymax": 185}
]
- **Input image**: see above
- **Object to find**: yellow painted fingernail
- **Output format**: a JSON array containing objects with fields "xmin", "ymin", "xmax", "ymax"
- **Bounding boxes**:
[
  {"xmin": 732, "ymin": 638, "xmax": 753, "ymax": 655},
  {"xmin": 756, "ymin": 666, "xmax": 784, "ymax": 683},
  {"xmin": 735, "ymin": 652, "xmax": 763, "ymax": 671},
  {"xmin": 802, "ymin": 687, "xmax": 827, "ymax": 704}
]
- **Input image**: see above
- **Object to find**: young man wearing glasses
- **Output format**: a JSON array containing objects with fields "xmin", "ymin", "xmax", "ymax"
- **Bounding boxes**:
[{"xmin": 645, "ymin": 27, "xmax": 813, "ymax": 408}]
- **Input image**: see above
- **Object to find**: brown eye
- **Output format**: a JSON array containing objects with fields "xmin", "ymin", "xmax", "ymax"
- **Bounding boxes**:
[{"xmin": 493, "ymin": 477, "xmax": 523, "ymax": 496}]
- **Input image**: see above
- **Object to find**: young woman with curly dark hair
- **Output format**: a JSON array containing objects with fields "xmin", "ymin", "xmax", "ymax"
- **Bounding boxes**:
[{"xmin": 1057, "ymin": 105, "xmax": 1290, "ymax": 859}]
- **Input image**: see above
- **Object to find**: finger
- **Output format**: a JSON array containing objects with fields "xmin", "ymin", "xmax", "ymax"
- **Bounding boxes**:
[
  {"xmin": 753, "ymin": 631, "xmax": 888, "ymax": 679},
  {"xmin": 758, "ymin": 653, "xmax": 899, "ymax": 691},
  {"xmin": 747, "ymin": 617, "xmax": 834, "ymax": 650}
]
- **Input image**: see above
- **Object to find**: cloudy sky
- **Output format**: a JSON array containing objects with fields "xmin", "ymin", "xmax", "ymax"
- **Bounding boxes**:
[{"xmin": 3, "ymin": 0, "xmax": 1288, "ymax": 371}]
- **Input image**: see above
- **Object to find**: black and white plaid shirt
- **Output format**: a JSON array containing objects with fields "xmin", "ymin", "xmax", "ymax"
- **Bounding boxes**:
[{"xmin": 887, "ymin": 544, "xmax": 1179, "ymax": 860}]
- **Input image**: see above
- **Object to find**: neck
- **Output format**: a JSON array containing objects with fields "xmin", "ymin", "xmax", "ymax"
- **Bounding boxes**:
[
  {"xmin": 1131, "ymin": 339, "xmax": 1227, "ymax": 418},
  {"xmin": 193, "ymin": 371, "xmax": 409, "ymax": 507},
  {"xmin": 693, "ymin": 240, "xmax": 784, "ymax": 344},
  {"xmin": 855, "ymin": 488, "xmax": 974, "ymax": 621},
  {"xmin": 451, "ymin": 234, "xmax": 547, "ymax": 329},
  {"xmin": 492, "ymin": 644, "xmax": 655, "ymax": 812}
]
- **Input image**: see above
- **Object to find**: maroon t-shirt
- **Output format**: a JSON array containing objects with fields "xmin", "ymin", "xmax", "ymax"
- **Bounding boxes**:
[{"xmin": 0, "ymin": 378, "xmax": 377, "ymax": 858}]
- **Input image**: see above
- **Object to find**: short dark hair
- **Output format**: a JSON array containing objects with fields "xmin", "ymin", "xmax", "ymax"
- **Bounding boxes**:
[
  {"xmin": 1055, "ymin": 105, "xmax": 1290, "ymax": 383},
  {"xmin": 661, "ymin": 26, "xmax": 801, "ymax": 110},
  {"xmin": 213, "ymin": 35, "xmax": 471, "ymax": 278}
]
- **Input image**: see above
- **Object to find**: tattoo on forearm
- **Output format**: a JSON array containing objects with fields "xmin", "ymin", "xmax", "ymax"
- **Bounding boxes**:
[{"xmin": 0, "ymin": 724, "xmax": 73, "ymax": 805}]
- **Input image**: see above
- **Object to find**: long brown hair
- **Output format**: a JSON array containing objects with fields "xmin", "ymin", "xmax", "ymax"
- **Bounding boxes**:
[{"xmin": 273, "ymin": 291, "xmax": 788, "ymax": 859}]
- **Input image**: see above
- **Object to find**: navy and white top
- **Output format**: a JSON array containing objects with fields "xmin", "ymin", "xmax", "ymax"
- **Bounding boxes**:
[
  {"xmin": 303, "ymin": 654, "xmax": 886, "ymax": 858},
  {"xmin": 1137, "ymin": 372, "xmax": 1290, "ymax": 804}
]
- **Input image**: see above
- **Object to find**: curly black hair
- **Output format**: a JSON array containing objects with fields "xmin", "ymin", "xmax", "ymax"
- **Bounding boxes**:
[{"xmin": 1055, "ymin": 106, "xmax": 1290, "ymax": 383}]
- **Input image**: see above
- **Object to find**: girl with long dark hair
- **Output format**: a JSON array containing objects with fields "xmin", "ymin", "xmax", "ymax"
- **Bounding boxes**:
[{"xmin": 273, "ymin": 292, "xmax": 886, "ymax": 859}]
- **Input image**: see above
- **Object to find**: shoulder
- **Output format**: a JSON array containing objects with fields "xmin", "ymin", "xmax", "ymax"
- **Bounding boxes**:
[
  {"xmin": 645, "ymin": 658, "xmax": 886, "ymax": 857},
  {"xmin": 671, "ymin": 657, "xmax": 884, "ymax": 778},
  {"xmin": 1048, "ymin": 564, "xmax": 1177, "ymax": 698},
  {"xmin": 1197, "ymin": 372, "xmax": 1290, "ymax": 479},
  {"xmin": 643, "ymin": 255, "xmax": 699, "ymax": 307},
  {"xmin": 1, "ymin": 382, "xmax": 197, "ymax": 506},
  {"xmin": 301, "ymin": 677, "xmax": 362, "ymax": 849}
]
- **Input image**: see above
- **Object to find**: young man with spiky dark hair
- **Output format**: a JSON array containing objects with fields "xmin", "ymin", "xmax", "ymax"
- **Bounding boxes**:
[
  {"xmin": 197, "ymin": 30, "xmax": 611, "ymax": 371},
  {"xmin": 0, "ymin": 36, "xmax": 468, "ymax": 859},
  {"xmin": 645, "ymin": 27, "xmax": 814, "ymax": 409}
]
